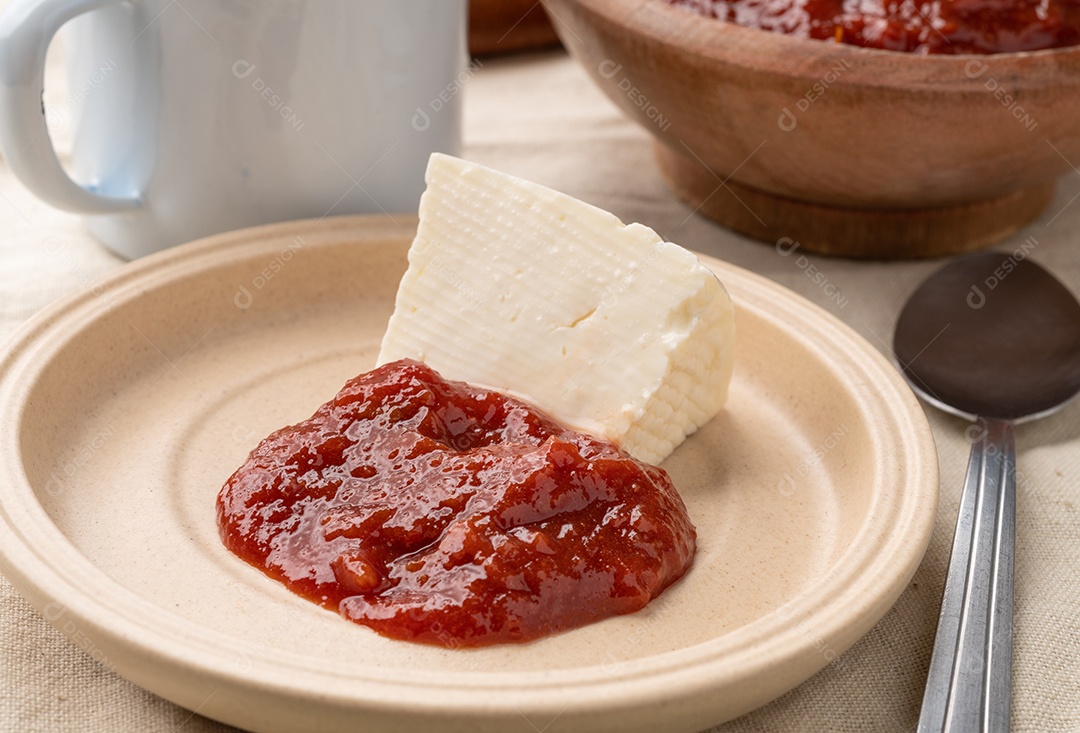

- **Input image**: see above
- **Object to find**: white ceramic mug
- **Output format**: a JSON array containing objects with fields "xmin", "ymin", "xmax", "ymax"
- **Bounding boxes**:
[{"xmin": 0, "ymin": 0, "xmax": 465, "ymax": 259}]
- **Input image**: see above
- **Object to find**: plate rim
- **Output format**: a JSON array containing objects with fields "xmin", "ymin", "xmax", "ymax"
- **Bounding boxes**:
[{"xmin": 0, "ymin": 214, "xmax": 939, "ymax": 726}]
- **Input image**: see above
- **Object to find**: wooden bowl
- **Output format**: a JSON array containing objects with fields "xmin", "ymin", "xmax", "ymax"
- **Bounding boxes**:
[
  {"xmin": 469, "ymin": 0, "xmax": 560, "ymax": 56},
  {"xmin": 541, "ymin": 0, "xmax": 1080, "ymax": 258}
]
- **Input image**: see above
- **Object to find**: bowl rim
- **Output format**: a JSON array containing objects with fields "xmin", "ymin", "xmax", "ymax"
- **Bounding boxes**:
[{"xmin": 545, "ymin": 0, "xmax": 1080, "ymax": 90}]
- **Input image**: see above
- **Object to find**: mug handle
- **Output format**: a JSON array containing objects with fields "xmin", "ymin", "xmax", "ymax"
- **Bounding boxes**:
[{"xmin": 0, "ymin": 0, "xmax": 140, "ymax": 213}]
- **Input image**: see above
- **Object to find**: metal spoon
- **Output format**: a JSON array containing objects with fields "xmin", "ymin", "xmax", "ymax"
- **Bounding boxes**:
[{"xmin": 893, "ymin": 251, "xmax": 1080, "ymax": 733}]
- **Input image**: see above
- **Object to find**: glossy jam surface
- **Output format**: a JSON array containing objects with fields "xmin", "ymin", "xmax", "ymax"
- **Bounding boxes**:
[
  {"xmin": 670, "ymin": 0, "xmax": 1080, "ymax": 54},
  {"xmin": 217, "ymin": 359, "xmax": 696, "ymax": 647}
]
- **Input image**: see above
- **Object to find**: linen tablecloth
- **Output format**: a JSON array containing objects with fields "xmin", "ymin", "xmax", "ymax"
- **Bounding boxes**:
[{"xmin": 2, "ymin": 26, "xmax": 1080, "ymax": 733}]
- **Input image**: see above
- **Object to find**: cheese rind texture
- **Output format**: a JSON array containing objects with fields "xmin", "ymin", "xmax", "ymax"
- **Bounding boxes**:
[{"xmin": 377, "ymin": 154, "xmax": 735, "ymax": 465}]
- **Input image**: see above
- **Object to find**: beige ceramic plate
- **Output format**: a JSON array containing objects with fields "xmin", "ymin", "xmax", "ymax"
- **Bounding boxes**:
[{"xmin": 0, "ymin": 215, "xmax": 937, "ymax": 733}]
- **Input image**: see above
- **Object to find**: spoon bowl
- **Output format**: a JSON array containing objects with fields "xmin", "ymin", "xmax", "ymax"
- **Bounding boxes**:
[
  {"xmin": 894, "ymin": 251, "xmax": 1080, "ymax": 733},
  {"xmin": 895, "ymin": 251, "xmax": 1080, "ymax": 422}
]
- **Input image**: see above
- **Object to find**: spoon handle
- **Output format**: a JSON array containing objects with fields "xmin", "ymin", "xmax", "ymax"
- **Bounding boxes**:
[{"xmin": 918, "ymin": 417, "xmax": 1015, "ymax": 733}]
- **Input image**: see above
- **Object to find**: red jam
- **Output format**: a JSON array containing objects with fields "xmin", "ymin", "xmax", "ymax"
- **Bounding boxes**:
[
  {"xmin": 669, "ymin": 0, "xmax": 1080, "ymax": 54},
  {"xmin": 217, "ymin": 359, "xmax": 696, "ymax": 647}
]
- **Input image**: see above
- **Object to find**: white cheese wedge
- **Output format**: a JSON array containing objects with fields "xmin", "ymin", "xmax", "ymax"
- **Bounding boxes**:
[{"xmin": 377, "ymin": 153, "xmax": 735, "ymax": 465}]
